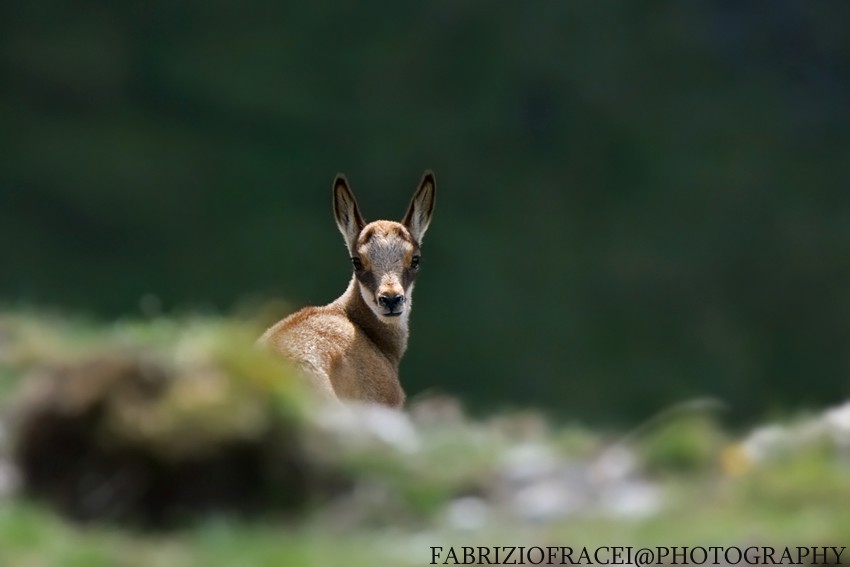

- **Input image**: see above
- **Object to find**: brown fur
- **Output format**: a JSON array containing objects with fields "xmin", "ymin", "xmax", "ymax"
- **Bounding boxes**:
[{"xmin": 260, "ymin": 172, "xmax": 435, "ymax": 407}]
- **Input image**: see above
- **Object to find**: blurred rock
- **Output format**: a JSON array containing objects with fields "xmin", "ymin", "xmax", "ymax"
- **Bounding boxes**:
[
  {"xmin": 310, "ymin": 402, "xmax": 420, "ymax": 455},
  {"xmin": 443, "ymin": 496, "xmax": 490, "ymax": 531},
  {"xmin": 408, "ymin": 393, "xmax": 466, "ymax": 430},
  {"xmin": 597, "ymin": 478, "xmax": 662, "ymax": 519},
  {"xmin": 738, "ymin": 400, "xmax": 850, "ymax": 466},
  {"xmin": 500, "ymin": 442, "xmax": 561, "ymax": 486},
  {"xmin": 824, "ymin": 401, "xmax": 850, "ymax": 442},
  {"xmin": 6, "ymin": 321, "xmax": 345, "ymax": 527}
]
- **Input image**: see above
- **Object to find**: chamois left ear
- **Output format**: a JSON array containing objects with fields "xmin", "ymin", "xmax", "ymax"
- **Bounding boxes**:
[{"xmin": 402, "ymin": 170, "xmax": 436, "ymax": 243}]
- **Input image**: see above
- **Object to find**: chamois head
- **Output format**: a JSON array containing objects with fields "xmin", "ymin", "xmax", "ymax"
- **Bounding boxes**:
[{"xmin": 333, "ymin": 171, "xmax": 436, "ymax": 323}]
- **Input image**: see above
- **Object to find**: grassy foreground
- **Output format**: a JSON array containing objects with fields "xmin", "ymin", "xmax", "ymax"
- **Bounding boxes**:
[
  {"xmin": 0, "ymin": 466, "xmax": 848, "ymax": 567},
  {"xmin": 0, "ymin": 311, "xmax": 847, "ymax": 566}
]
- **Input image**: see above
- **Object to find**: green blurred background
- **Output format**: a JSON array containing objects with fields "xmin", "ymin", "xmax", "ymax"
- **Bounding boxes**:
[{"xmin": 2, "ymin": 2, "xmax": 849, "ymax": 425}]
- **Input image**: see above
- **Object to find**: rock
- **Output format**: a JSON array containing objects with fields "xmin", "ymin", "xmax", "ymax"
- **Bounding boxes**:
[
  {"xmin": 310, "ymin": 401, "xmax": 421, "ymax": 455},
  {"xmin": 6, "ymin": 323, "xmax": 342, "ymax": 527},
  {"xmin": 443, "ymin": 496, "xmax": 490, "ymax": 531}
]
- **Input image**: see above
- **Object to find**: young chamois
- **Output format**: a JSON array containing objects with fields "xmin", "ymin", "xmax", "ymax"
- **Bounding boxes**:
[{"xmin": 260, "ymin": 171, "xmax": 436, "ymax": 408}]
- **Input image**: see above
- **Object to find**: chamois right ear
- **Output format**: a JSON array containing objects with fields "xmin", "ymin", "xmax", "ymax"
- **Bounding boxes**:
[{"xmin": 333, "ymin": 174, "xmax": 365, "ymax": 250}]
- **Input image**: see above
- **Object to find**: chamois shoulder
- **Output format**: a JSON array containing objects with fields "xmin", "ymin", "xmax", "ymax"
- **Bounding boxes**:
[{"xmin": 260, "ymin": 303, "xmax": 356, "ymax": 353}]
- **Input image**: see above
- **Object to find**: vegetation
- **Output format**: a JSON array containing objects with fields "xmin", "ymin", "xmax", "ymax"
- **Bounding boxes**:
[{"xmin": 0, "ymin": 312, "xmax": 848, "ymax": 565}]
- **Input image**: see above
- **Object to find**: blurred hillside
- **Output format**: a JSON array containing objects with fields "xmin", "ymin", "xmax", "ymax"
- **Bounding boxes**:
[{"xmin": 2, "ymin": 2, "xmax": 849, "ymax": 423}]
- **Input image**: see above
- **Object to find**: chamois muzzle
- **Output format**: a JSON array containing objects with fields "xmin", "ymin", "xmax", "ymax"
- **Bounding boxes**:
[{"xmin": 378, "ymin": 293, "xmax": 405, "ymax": 315}]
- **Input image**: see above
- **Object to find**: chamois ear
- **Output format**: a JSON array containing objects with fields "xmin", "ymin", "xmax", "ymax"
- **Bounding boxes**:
[
  {"xmin": 402, "ymin": 170, "xmax": 436, "ymax": 243},
  {"xmin": 333, "ymin": 174, "xmax": 365, "ymax": 250}
]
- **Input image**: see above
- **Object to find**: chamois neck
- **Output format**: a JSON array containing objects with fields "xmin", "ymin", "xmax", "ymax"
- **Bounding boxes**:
[{"xmin": 338, "ymin": 276, "xmax": 409, "ymax": 364}]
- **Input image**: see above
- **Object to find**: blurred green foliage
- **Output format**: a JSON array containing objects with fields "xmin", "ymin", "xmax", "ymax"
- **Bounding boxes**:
[
  {"xmin": 2, "ymin": 2, "xmax": 849, "ymax": 423},
  {"xmin": 1, "ymin": 311, "xmax": 850, "ymax": 561}
]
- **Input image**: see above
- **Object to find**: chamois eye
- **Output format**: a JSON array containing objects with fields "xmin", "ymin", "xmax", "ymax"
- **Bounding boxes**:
[
  {"xmin": 351, "ymin": 257, "xmax": 363, "ymax": 270},
  {"xmin": 411, "ymin": 255, "xmax": 420, "ymax": 269}
]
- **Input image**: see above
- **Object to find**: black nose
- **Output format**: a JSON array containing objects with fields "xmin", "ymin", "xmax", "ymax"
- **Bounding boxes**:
[{"xmin": 378, "ymin": 294, "xmax": 405, "ymax": 310}]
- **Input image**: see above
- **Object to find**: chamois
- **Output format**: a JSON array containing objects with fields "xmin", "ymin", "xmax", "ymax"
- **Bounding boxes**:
[{"xmin": 260, "ymin": 171, "xmax": 436, "ymax": 407}]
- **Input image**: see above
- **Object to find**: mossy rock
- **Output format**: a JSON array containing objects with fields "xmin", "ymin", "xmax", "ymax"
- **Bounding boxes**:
[{"xmin": 6, "ymin": 316, "xmax": 343, "ymax": 527}]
